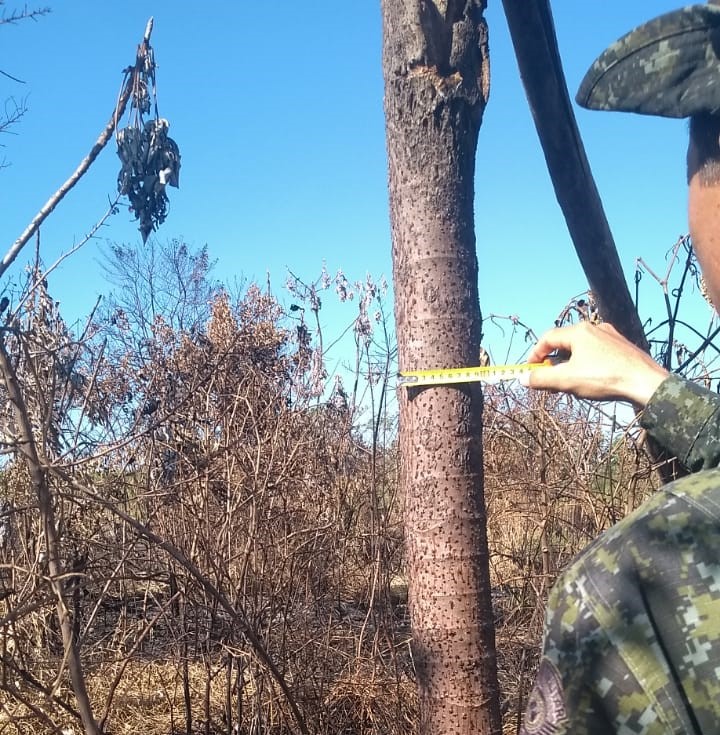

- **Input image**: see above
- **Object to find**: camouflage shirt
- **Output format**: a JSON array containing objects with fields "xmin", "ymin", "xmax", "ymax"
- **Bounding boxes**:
[{"xmin": 521, "ymin": 374, "xmax": 720, "ymax": 734}]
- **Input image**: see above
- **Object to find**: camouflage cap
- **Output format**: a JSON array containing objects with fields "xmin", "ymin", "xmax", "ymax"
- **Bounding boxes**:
[{"xmin": 577, "ymin": 5, "xmax": 720, "ymax": 118}]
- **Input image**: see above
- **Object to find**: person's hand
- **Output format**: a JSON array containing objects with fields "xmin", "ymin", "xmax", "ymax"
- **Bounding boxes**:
[{"xmin": 521, "ymin": 322, "xmax": 669, "ymax": 407}]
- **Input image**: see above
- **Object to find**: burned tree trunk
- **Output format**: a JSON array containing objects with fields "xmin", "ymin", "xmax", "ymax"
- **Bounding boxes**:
[{"xmin": 501, "ymin": 0, "xmax": 648, "ymax": 350}]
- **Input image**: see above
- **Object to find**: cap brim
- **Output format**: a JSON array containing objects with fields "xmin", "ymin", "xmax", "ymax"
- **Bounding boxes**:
[{"xmin": 577, "ymin": 5, "xmax": 720, "ymax": 118}]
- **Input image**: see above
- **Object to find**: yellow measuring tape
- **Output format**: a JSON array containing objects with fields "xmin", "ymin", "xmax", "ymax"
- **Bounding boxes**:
[{"xmin": 398, "ymin": 359, "xmax": 553, "ymax": 387}]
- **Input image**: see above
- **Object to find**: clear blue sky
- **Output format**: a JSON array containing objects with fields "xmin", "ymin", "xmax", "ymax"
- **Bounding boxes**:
[{"xmin": 0, "ymin": 1, "xmax": 708, "ymax": 364}]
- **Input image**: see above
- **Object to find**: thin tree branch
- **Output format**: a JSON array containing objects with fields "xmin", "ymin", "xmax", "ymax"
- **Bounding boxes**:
[
  {"xmin": 1, "ymin": 652, "xmax": 82, "ymax": 723},
  {"xmin": 0, "ymin": 6, "xmax": 51, "ymax": 26},
  {"xmin": 0, "ymin": 20, "xmax": 153, "ymax": 280},
  {"xmin": 47, "ymin": 466, "xmax": 311, "ymax": 735},
  {"xmin": 0, "ymin": 332, "xmax": 100, "ymax": 735},
  {"xmin": 0, "ymin": 68, "xmax": 24, "ymax": 83}
]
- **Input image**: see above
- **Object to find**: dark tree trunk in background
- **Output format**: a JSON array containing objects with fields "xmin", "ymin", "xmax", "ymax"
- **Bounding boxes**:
[
  {"xmin": 502, "ymin": 0, "xmax": 684, "ymax": 483},
  {"xmin": 381, "ymin": 1, "xmax": 501, "ymax": 732},
  {"xmin": 501, "ymin": 0, "xmax": 649, "ymax": 351}
]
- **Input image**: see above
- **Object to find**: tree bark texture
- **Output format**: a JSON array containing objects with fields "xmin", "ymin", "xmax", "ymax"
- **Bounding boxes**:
[
  {"xmin": 381, "ymin": 1, "xmax": 501, "ymax": 733},
  {"xmin": 501, "ymin": 0, "xmax": 649, "ymax": 351}
]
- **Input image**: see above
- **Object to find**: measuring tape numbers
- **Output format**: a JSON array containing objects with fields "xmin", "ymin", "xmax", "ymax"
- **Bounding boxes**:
[{"xmin": 397, "ymin": 359, "xmax": 553, "ymax": 387}]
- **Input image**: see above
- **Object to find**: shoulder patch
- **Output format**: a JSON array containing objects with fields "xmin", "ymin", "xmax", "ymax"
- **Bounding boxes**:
[{"xmin": 521, "ymin": 658, "xmax": 569, "ymax": 734}]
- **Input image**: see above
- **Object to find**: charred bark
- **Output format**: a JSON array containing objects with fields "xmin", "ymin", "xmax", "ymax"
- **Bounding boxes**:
[
  {"xmin": 501, "ymin": 0, "xmax": 648, "ymax": 350},
  {"xmin": 502, "ymin": 0, "xmax": 682, "ymax": 483}
]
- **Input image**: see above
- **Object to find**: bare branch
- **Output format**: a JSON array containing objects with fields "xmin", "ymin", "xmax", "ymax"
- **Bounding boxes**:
[
  {"xmin": 0, "ymin": 68, "xmax": 25, "ymax": 83},
  {"xmin": 0, "ymin": 97, "xmax": 27, "ymax": 166},
  {"xmin": 0, "ymin": 4, "xmax": 50, "ymax": 26},
  {"xmin": 0, "ymin": 332, "xmax": 100, "ymax": 735},
  {"xmin": 48, "ymin": 465, "xmax": 311, "ymax": 735},
  {"xmin": 0, "ymin": 21, "xmax": 153, "ymax": 279}
]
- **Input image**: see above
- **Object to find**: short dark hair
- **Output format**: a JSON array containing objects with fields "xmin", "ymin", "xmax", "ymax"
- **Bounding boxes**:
[{"xmin": 688, "ymin": 114, "xmax": 720, "ymax": 184}]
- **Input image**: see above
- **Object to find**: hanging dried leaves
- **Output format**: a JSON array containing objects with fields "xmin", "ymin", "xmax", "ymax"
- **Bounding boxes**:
[{"xmin": 116, "ymin": 18, "xmax": 181, "ymax": 243}]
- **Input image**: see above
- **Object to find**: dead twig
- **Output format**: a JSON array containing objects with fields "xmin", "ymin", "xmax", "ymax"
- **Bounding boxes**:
[{"xmin": 0, "ymin": 19, "xmax": 154, "ymax": 279}]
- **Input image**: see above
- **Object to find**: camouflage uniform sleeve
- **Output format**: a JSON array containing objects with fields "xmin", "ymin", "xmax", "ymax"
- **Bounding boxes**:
[
  {"xmin": 640, "ymin": 373, "xmax": 720, "ymax": 472},
  {"xmin": 520, "ymin": 472, "xmax": 720, "ymax": 734}
]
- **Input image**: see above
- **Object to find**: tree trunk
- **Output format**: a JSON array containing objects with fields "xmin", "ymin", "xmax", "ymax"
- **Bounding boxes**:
[
  {"xmin": 500, "ymin": 0, "xmax": 648, "ymax": 350},
  {"xmin": 381, "ymin": 1, "xmax": 501, "ymax": 732},
  {"xmin": 501, "ymin": 0, "xmax": 682, "ymax": 484}
]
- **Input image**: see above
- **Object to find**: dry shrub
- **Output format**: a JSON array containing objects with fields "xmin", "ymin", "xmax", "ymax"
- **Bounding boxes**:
[
  {"xmin": 0, "ymin": 265, "xmax": 676, "ymax": 734},
  {"xmin": 482, "ymin": 382, "xmax": 659, "ymax": 729},
  {"xmin": 0, "ymin": 281, "xmax": 411, "ymax": 735}
]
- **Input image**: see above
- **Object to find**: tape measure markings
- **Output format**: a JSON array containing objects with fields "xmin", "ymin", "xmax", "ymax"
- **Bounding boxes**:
[{"xmin": 398, "ymin": 359, "xmax": 553, "ymax": 387}]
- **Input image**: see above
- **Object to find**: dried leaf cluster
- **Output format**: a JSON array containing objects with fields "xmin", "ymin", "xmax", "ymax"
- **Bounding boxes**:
[{"xmin": 115, "ymin": 21, "xmax": 181, "ymax": 243}]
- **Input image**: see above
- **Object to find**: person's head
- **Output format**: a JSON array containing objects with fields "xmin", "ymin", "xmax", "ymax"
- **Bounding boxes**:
[
  {"xmin": 687, "ymin": 113, "xmax": 720, "ymax": 309},
  {"xmin": 576, "ymin": 5, "xmax": 720, "ymax": 311}
]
